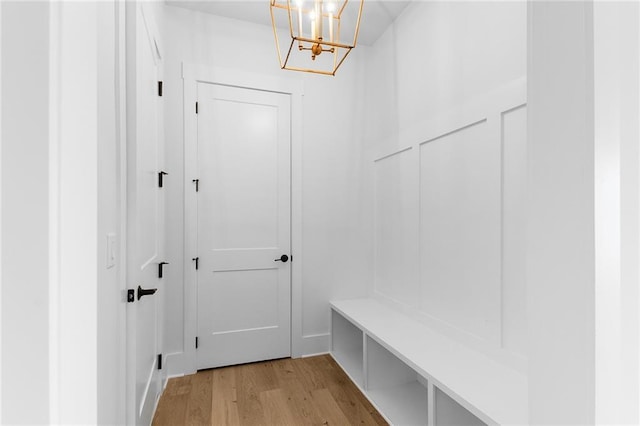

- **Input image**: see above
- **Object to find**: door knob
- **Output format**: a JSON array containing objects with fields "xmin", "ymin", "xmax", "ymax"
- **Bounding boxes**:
[
  {"xmin": 137, "ymin": 285, "xmax": 157, "ymax": 300},
  {"xmin": 274, "ymin": 254, "xmax": 289, "ymax": 263}
]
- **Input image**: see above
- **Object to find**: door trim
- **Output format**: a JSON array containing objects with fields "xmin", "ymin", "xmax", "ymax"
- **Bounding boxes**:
[{"xmin": 182, "ymin": 64, "xmax": 304, "ymax": 374}]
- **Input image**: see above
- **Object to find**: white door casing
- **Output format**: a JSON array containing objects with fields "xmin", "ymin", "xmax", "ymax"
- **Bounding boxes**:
[
  {"xmin": 126, "ymin": 4, "xmax": 164, "ymax": 425},
  {"xmin": 195, "ymin": 83, "xmax": 291, "ymax": 369},
  {"xmin": 183, "ymin": 66, "xmax": 304, "ymax": 374}
]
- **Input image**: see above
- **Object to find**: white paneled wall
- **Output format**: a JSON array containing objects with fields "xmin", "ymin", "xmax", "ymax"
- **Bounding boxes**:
[
  {"xmin": 372, "ymin": 81, "xmax": 527, "ymax": 369},
  {"xmin": 374, "ymin": 148, "xmax": 418, "ymax": 306},
  {"xmin": 500, "ymin": 105, "xmax": 527, "ymax": 358},
  {"xmin": 420, "ymin": 118, "xmax": 501, "ymax": 345},
  {"xmin": 365, "ymin": 0, "xmax": 527, "ymax": 370}
]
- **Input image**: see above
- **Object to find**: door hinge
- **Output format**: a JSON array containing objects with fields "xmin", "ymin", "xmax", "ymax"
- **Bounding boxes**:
[
  {"xmin": 158, "ymin": 261, "xmax": 169, "ymax": 279},
  {"xmin": 157, "ymin": 354, "xmax": 163, "ymax": 370},
  {"xmin": 158, "ymin": 81, "xmax": 163, "ymax": 97},
  {"xmin": 192, "ymin": 257, "xmax": 199, "ymax": 270},
  {"xmin": 192, "ymin": 179, "xmax": 199, "ymax": 192},
  {"xmin": 127, "ymin": 289, "xmax": 135, "ymax": 303},
  {"xmin": 195, "ymin": 337, "xmax": 199, "ymax": 349},
  {"xmin": 158, "ymin": 171, "xmax": 168, "ymax": 188},
  {"xmin": 195, "ymin": 102, "xmax": 198, "ymax": 114}
]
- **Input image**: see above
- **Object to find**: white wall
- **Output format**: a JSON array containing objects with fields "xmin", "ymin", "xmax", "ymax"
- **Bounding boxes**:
[
  {"xmin": 363, "ymin": 1, "xmax": 527, "ymax": 369},
  {"xmin": 364, "ymin": 1, "xmax": 526, "ymax": 153},
  {"xmin": 162, "ymin": 5, "xmax": 371, "ymax": 373},
  {"xmin": 97, "ymin": 1, "xmax": 126, "ymax": 425},
  {"xmin": 54, "ymin": 1, "xmax": 101, "ymax": 422},
  {"xmin": 0, "ymin": 2, "xmax": 3, "ymax": 421},
  {"xmin": 527, "ymin": 3, "xmax": 596, "ymax": 422},
  {"xmin": 1, "ymin": 2, "xmax": 51, "ymax": 423},
  {"xmin": 612, "ymin": 3, "xmax": 640, "ymax": 422},
  {"xmin": 1, "ymin": 2, "xmax": 124, "ymax": 424},
  {"xmin": 528, "ymin": 1, "xmax": 640, "ymax": 423}
]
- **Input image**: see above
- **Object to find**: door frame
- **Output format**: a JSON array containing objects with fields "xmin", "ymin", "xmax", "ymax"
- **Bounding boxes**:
[{"xmin": 182, "ymin": 64, "xmax": 304, "ymax": 374}]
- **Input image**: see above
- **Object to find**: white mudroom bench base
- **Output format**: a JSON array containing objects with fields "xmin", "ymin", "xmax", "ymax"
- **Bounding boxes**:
[{"xmin": 330, "ymin": 299, "xmax": 528, "ymax": 426}]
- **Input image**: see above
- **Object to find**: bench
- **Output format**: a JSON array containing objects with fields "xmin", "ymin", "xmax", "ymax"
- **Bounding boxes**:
[{"xmin": 330, "ymin": 299, "xmax": 528, "ymax": 425}]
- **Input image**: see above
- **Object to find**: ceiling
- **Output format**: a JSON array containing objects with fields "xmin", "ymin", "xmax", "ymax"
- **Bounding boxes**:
[{"xmin": 165, "ymin": 0, "xmax": 412, "ymax": 46}]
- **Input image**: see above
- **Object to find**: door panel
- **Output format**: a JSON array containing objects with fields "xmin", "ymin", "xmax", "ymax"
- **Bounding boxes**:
[
  {"xmin": 202, "ymin": 269, "xmax": 280, "ymax": 333},
  {"xmin": 204, "ymin": 99, "xmax": 279, "ymax": 249},
  {"xmin": 196, "ymin": 83, "xmax": 291, "ymax": 370}
]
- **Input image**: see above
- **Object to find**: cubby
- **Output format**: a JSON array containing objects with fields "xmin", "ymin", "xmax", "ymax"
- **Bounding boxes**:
[
  {"xmin": 331, "ymin": 308, "xmax": 364, "ymax": 387},
  {"xmin": 330, "ymin": 298, "xmax": 528, "ymax": 426},
  {"xmin": 435, "ymin": 388, "xmax": 486, "ymax": 426},
  {"xmin": 366, "ymin": 336, "xmax": 428, "ymax": 425}
]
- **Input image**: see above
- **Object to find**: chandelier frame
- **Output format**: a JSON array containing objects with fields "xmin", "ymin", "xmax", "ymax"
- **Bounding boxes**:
[{"xmin": 270, "ymin": 0, "xmax": 364, "ymax": 76}]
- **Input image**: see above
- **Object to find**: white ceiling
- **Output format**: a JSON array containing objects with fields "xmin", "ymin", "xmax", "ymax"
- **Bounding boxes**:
[{"xmin": 165, "ymin": 0, "xmax": 411, "ymax": 46}]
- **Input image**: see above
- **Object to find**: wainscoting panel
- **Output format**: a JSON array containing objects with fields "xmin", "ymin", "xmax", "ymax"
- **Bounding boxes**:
[
  {"xmin": 374, "ymin": 148, "xmax": 419, "ymax": 307},
  {"xmin": 419, "ymin": 119, "xmax": 502, "ymax": 344},
  {"xmin": 371, "ymin": 78, "xmax": 528, "ymax": 369}
]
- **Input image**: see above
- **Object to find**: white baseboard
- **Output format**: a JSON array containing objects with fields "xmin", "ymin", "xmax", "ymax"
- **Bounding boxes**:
[
  {"xmin": 302, "ymin": 351, "xmax": 330, "ymax": 358},
  {"xmin": 164, "ymin": 352, "xmax": 186, "ymax": 379},
  {"xmin": 300, "ymin": 333, "xmax": 330, "ymax": 356}
]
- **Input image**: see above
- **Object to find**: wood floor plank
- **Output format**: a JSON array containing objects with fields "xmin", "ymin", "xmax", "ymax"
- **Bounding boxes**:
[
  {"xmin": 185, "ymin": 369, "xmax": 213, "ymax": 425},
  {"xmin": 153, "ymin": 375, "xmax": 192, "ymax": 426},
  {"xmin": 272, "ymin": 359, "xmax": 324, "ymax": 425},
  {"xmin": 153, "ymin": 355, "xmax": 388, "ymax": 426},
  {"xmin": 310, "ymin": 388, "xmax": 353, "ymax": 425},
  {"xmin": 211, "ymin": 367, "xmax": 240, "ymax": 426},
  {"xmin": 291, "ymin": 355, "xmax": 330, "ymax": 391},
  {"xmin": 259, "ymin": 388, "xmax": 299, "ymax": 426},
  {"xmin": 234, "ymin": 361, "xmax": 276, "ymax": 425}
]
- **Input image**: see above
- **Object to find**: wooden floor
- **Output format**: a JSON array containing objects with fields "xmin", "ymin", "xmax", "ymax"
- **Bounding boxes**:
[{"xmin": 153, "ymin": 354, "xmax": 388, "ymax": 426}]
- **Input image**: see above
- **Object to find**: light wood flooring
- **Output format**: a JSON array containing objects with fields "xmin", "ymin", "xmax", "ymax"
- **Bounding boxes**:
[{"xmin": 152, "ymin": 354, "xmax": 388, "ymax": 426}]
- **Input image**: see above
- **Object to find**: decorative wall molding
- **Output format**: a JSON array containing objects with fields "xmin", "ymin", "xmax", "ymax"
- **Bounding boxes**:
[{"xmin": 372, "ymin": 78, "xmax": 527, "ymax": 372}]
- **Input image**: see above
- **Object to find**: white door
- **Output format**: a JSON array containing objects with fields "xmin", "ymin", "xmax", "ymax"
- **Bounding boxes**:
[
  {"xmin": 126, "ymin": 5, "xmax": 164, "ymax": 425},
  {"xmin": 195, "ymin": 83, "xmax": 291, "ymax": 370}
]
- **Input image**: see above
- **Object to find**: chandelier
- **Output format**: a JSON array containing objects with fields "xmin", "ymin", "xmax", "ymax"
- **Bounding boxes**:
[{"xmin": 270, "ymin": 0, "xmax": 365, "ymax": 75}]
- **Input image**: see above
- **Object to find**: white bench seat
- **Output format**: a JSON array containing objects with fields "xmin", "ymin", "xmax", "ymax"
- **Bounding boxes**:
[{"xmin": 330, "ymin": 298, "xmax": 528, "ymax": 426}]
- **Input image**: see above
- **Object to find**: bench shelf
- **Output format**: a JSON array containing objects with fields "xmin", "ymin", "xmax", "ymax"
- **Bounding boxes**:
[{"xmin": 330, "ymin": 298, "xmax": 528, "ymax": 426}]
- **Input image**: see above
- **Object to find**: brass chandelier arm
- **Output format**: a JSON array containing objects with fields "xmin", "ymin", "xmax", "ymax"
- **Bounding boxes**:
[{"xmin": 293, "ymin": 37, "xmax": 354, "ymax": 49}]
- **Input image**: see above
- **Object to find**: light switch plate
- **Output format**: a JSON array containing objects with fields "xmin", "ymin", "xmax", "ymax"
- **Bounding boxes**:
[{"xmin": 106, "ymin": 233, "xmax": 116, "ymax": 269}]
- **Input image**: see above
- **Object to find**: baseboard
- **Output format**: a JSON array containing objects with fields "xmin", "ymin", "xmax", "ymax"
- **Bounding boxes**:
[
  {"xmin": 300, "ymin": 333, "xmax": 330, "ymax": 356},
  {"xmin": 164, "ymin": 351, "xmax": 186, "ymax": 379},
  {"xmin": 301, "ymin": 351, "xmax": 330, "ymax": 358}
]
